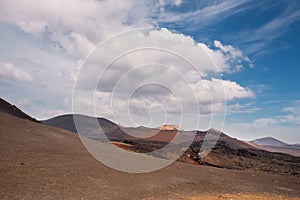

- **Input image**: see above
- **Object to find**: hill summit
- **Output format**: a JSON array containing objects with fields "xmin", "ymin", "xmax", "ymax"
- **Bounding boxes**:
[{"xmin": 160, "ymin": 124, "xmax": 181, "ymax": 131}]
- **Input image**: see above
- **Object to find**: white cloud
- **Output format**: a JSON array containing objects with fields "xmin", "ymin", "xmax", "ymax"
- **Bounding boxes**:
[
  {"xmin": 281, "ymin": 101, "xmax": 300, "ymax": 125},
  {"xmin": 156, "ymin": 0, "xmax": 254, "ymax": 28},
  {"xmin": 214, "ymin": 40, "xmax": 248, "ymax": 60},
  {"xmin": 75, "ymin": 28, "xmax": 252, "ymax": 91},
  {"xmin": 213, "ymin": 40, "xmax": 253, "ymax": 71},
  {"xmin": 207, "ymin": 78, "xmax": 254, "ymax": 101},
  {"xmin": 282, "ymin": 100, "xmax": 300, "ymax": 115},
  {"xmin": 16, "ymin": 19, "xmax": 47, "ymax": 37},
  {"xmin": 252, "ymin": 118, "xmax": 278, "ymax": 128},
  {"xmin": 174, "ymin": 0, "xmax": 182, "ymax": 6},
  {"xmin": 50, "ymin": 30, "xmax": 96, "ymax": 56},
  {"xmin": 66, "ymin": 28, "xmax": 255, "ymax": 129},
  {"xmin": 0, "ymin": 62, "xmax": 33, "ymax": 82},
  {"xmin": 227, "ymin": 103, "xmax": 260, "ymax": 114},
  {"xmin": 0, "ymin": 0, "xmax": 252, "ymax": 70},
  {"xmin": 235, "ymin": 3, "xmax": 300, "ymax": 54},
  {"xmin": 157, "ymin": 0, "xmax": 183, "ymax": 12},
  {"xmin": 70, "ymin": 32, "xmax": 96, "ymax": 56},
  {"xmin": 0, "ymin": 0, "xmax": 151, "ymax": 57}
]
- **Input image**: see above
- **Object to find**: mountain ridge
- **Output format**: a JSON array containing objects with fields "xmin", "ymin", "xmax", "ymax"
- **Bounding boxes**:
[{"xmin": 0, "ymin": 98, "xmax": 38, "ymax": 122}]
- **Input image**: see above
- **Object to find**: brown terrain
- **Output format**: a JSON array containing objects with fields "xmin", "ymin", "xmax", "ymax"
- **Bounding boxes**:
[{"xmin": 0, "ymin": 98, "xmax": 300, "ymax": 199}]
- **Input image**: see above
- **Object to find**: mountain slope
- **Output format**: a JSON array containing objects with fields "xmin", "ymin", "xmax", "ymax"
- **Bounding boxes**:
[
  {"xmin": 0, "ymin": 98, "xmax": 38, "ymax": 122},
  {"xmin": 42, "ymin": 114, "xmax": 118, "ymax": 136},
  {"xmin": 252, "ymin": 137, "xmax": 288, "ymax": 147},
  {"xmin": 248, "ymin": 137, "xmax": 300, "ymax": 157}
]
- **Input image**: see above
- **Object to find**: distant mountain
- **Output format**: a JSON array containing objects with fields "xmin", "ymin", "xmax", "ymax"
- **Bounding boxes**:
[
  {"xmin": 252, "ymin": 137, "xmax": 300, "ymax": 149},
  {"xmin": 252, "ymin": 137, "xmax": 288, "ymax": 147},
  {"xmin": 249, "ymin": 137, "xmax": 300, "ymax": 157},
  {"xmin": 42, "ymin": 114, "xmax": 118, "ymax": 132},
  {"xmin": 0, "ymin": 98, "xmax": 38, "ymax": 122},
  {"xmin": 42, "ymin": 114, "xmax": 120, "ymax": 139}
]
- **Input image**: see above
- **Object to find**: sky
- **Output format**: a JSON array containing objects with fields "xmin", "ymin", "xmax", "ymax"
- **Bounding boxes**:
[{"xmin": 0, "ymin": 0, "xmax": 299, "ymax": 143}]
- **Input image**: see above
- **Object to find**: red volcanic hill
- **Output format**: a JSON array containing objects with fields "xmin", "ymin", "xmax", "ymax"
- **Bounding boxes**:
[{"xmin": 160, "ymin": 124, "xmax": 182, "ymax": 131}]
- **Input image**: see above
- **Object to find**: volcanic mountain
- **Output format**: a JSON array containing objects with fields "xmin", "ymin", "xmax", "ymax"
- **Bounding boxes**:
[
  {"xmin": 252, "ymin": 137, "xmax": 290, "ymax": 147},
  {"xmin": 248, "ymin": 137, "xmax": 300, "ymax": 157},
  {"xmin": 160, "ymin": 124, "xmax": 181, "ymax": 131}
]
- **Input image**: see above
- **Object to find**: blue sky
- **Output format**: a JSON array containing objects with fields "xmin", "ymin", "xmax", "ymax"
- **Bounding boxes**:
[{"xmin": 0, "ymin": 0, "xmax": 299, "ymax": 143}]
